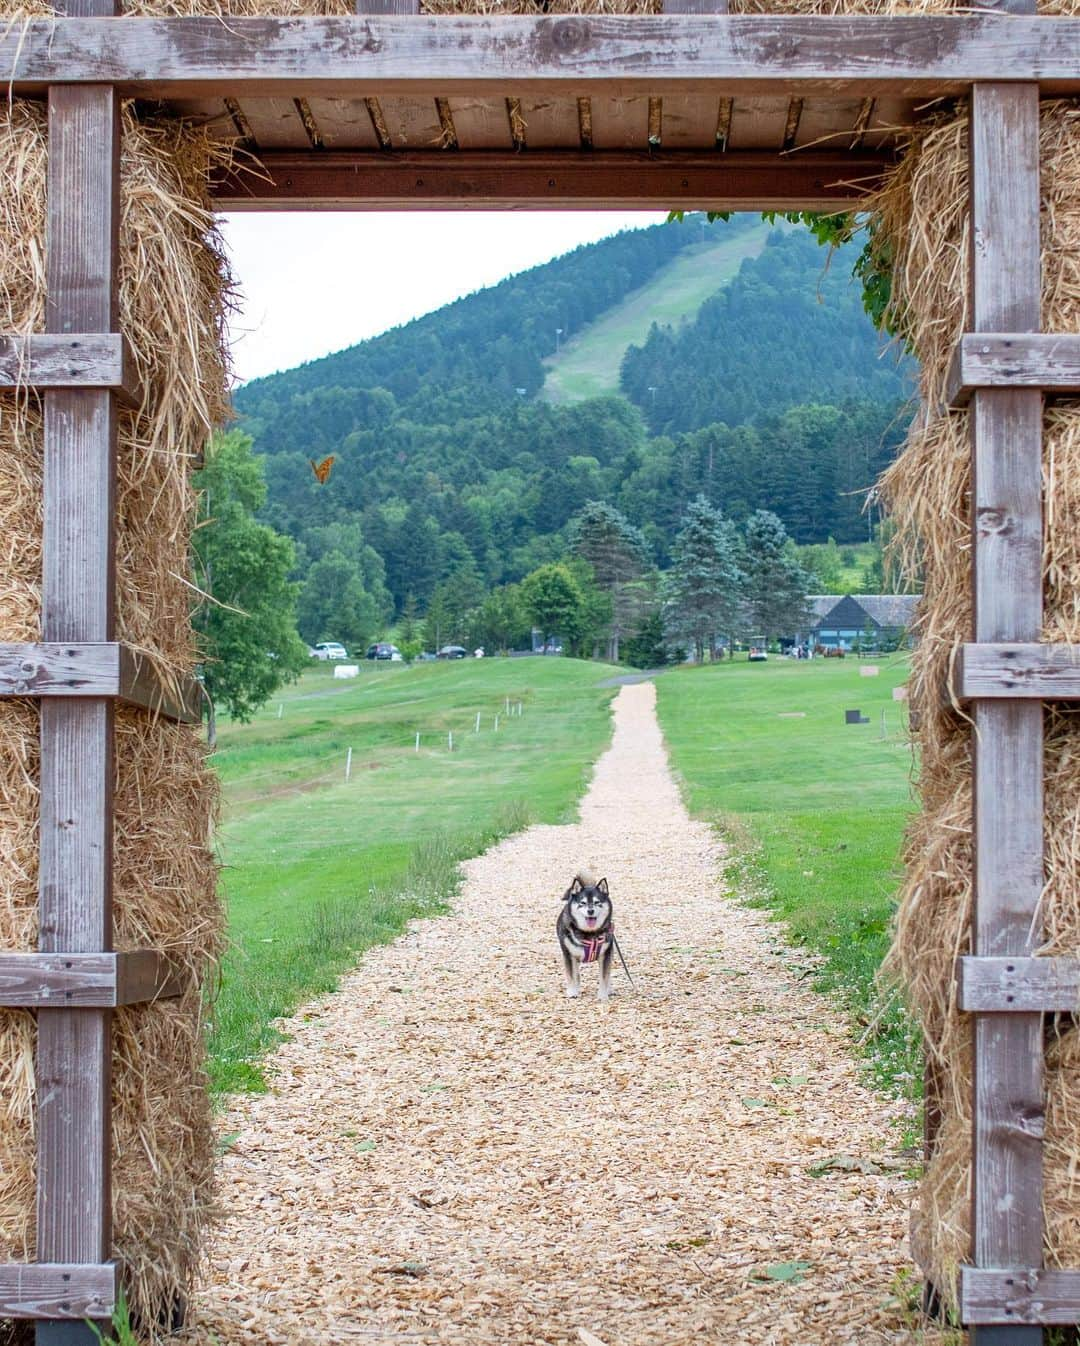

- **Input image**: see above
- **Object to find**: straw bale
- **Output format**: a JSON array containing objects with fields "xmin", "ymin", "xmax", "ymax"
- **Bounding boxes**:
[
  {"xmin": 871, "ymin": 98, "xmax": 1080, "ymax": 1300},
  {"xmin": 0, "ymin": 95, "xmax": 228, "ymax": 1336}
]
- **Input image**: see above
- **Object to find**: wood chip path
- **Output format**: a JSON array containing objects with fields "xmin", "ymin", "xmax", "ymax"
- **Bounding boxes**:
[{"xmin": 194, "ymin": 682, "xmax": 940, "ymax": 1346}]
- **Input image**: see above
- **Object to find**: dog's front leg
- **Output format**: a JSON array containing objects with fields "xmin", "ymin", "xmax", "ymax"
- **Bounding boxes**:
[
  {"xmin": 562, "ymin": 945, "xmax": 581, "ymax": 998},
  {"xmin": 598, "ymin": 942, "xmax": 613, "ymax": 1002}
]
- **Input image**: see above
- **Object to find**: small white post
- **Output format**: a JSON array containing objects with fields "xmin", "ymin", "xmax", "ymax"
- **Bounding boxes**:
[
  {"xmin": 448, "ymin": 730, "xmax": 453, "ymax": 752},
  {"xmin": 880, "ymin": 708, "xmax": 887, "ymax": 741},
  {"xmin": 415, "ymin": 731, "xmax": 420, "ymax": 753},
  {"xmin": 345, "ymin": 747, "xmax": 353, "ymax": 782},
  {"xmin": 505, "ymin": 696, "xmax": 510, "ymax": 715},
  {"xmin": 475, "ymin": 711, "xmax": 481, "ymax": 733},
  {"xmin": 277, "ymin": 703, "xmax": 283, "ymax": 719},
  {"xmin": 517, "ymin": 701, "xmax": 523, "ymax": 716},
  {"xmin": 494, "ymin": 714, "xmax": 500, "ymax": 732}
]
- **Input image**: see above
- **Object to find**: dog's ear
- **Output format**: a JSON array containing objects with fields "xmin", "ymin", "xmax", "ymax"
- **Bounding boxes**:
[
  {"xmin": 565, "ymin": 876, "xmax": 583, "ymax": 900},
  {"xmin": 597, "ymin": 877, "xmax": 609, "ymax": 897}
]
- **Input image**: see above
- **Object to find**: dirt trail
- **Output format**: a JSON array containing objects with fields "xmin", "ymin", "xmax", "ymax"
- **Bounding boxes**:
[{"xmin": 196, "ymin": 682, "xmax": 931, "ymax": 1345}]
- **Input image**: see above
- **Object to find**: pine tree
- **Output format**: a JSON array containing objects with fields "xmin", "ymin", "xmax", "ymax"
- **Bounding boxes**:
[
  {"xmin": 568, "ymin": 501, "xmax": 653, "ymax": 660},
  {"xmin": 741, "ymin": 510, "xmax": 813, "ymax": 643},
  {"xmin": 664, "ymin": 495, "xmax": 743, "ymax": 662}
]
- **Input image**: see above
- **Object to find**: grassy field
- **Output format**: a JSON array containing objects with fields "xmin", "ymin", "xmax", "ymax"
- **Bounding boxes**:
[
  {"xmin": 210, "ymin": 657, "xmax": 617, "ymax": 1092},
  {"xmin": 654, "ymin": 654, "xmax": 919, "ymax": 1096},
  {"xmin": 541, "ymin": 223, "xmax": 769, "ymax": 404}
]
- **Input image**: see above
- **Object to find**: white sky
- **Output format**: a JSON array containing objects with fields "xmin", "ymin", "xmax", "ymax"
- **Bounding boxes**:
[{"xmin": 220, "ymin": 210, "xmax": 669, "ymax": 386}]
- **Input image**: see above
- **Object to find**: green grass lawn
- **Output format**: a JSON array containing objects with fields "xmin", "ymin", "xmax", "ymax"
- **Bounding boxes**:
[
  {"xmin": 654, "ymin": 654, "xmax": 919, "ymax": 1096},
  {"xmin": 541, "ymin": 224, "xmax": 769, "ymax": 404},
  {"xmin": 210, "ymin": 657, "xmax": 616, "ymax": 1092}
]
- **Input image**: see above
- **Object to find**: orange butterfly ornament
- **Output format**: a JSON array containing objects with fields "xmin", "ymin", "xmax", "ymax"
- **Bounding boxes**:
[{"xmin": 310, "ymin": 455, "xmax": 335, "ymax": 485}]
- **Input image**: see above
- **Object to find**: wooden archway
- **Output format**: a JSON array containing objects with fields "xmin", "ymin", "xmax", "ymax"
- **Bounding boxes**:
[{"xmin": 0, "ymin": 4, "xmax": 1079, "ymax": 1342}]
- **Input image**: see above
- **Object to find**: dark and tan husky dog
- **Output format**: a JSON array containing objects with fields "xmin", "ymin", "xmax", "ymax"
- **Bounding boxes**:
[{"xmin": 556, "ymin": 868, "xmax": 614, "ymax": 1001}]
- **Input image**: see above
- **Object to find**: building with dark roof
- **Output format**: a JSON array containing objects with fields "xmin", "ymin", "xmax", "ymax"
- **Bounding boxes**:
[{"xmin": 802, "ymin": 593, "xmax": 921, "ymax": 651}]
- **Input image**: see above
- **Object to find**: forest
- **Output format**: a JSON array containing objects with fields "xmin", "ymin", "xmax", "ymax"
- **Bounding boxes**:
[{"xmin": 203, "ymin": 214, "xmax": 917, "ymax": 709}]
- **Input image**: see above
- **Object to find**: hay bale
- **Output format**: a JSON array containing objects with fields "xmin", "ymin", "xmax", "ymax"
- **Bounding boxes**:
[
  {"xmin": 0, "ymin": 99, "xmax": 228, "ymax": 1335},
  {"xmin": 873, "ymin": 101, "xmax": 1080, "ymax": 1299}
]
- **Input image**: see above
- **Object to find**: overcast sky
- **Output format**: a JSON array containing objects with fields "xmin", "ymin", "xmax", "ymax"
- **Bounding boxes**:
[{"xmin": 220, "ymin": 210, "xmax": 669, "ymax": 386}]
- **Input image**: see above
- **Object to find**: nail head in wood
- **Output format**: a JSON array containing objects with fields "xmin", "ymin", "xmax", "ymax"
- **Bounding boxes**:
[
  {"xmin": 956, "ymin": 956, "xmax": 1080, "ymax": 1013},
  {"xmin": 0, "ymin": 334, "xmax": 140, "ymax": 405},
  {"xmin": 947, "ymin": 333, "xmax": 1080, "ymax": 407},
  {"xmin": 0, "ymin": 1264, "xmax": 116, "ymax": 1320},
  {"xmin": 962, "ymin": 1268, "xmax": 1080, "ymax": 1326},
  {"xmin": 0, "ymin": 952, "xmax": 183, "ymax": 1008}
]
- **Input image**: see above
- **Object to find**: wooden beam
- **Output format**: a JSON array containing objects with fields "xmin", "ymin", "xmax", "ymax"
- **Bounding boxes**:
[
  {"xmin": 956, "ymin": 642, "xmax": 1080, "ymax": 700},
  {"xmin": 0, "ymin": 1264, "xmax": 115, "ymax": 1320},
  {"xmin": 0, "ymin": 17, "xmax": 1078, "ymax": 99},
  {"xmin": 37, "ymin": 73, "xmax": 121, "ymax": 1346},
  {"xmin": 0, "ymin": 642, "xmax": 203, "ymax": 723},
  {"xmin": 961, "ymin": 1270, "xmax": 1080, "ymax": 1326},
  {"xmin": 211, "ymin": 148, "xmax": 892, "ymax": 211},
  {"xmin": 946, "ymin": 333, "xmax": 1080, "ymax": 406},
  {"xmin": 956, "ymin": 957, "xmax": 1080, "ymax": 1013},
  {"xmin": 967, "ymin": 81, "xmax": 1045, "ymax": 1346},
  {"xmin": 0, "ymin": 334, "xmax": 139, "ymax": 404},
  {"xmin": 0, "ymin": 952, "xmax": 183, "ymax": 1009}
]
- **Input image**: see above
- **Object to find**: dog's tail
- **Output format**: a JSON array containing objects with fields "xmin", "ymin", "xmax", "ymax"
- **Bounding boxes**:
[{"xmin": 575, "ymin": 864, "xmax": 599, "ymax": 888}]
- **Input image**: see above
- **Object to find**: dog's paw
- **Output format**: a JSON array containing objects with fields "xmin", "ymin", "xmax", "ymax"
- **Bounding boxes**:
[{"xmin": 564, "ymin": 986, "xmax": 581, "ymax": 999}]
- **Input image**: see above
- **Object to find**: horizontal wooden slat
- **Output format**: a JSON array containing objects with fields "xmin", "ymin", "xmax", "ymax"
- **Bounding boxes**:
[
  {"xmin": 956, "ymin": 642, "xmax": 1080, "ymax": 700},
  {"xmin": 947, "ymin": 333, "xmax": 1080, "ymax": 406},
  {"xmin": 213, "ymin": 148, "xmax": 893, "ymax": 211},
  {"xmin": 0, "ymin": 642, "xmax": 202, "ymax": 722},
  {"xmin": 1, "ymin": 17, "xmax": 1078, "ymax": 99},
  {"xmin": 0, "ymin": 1263, "xmax": 115, "ymax": 1319},
  {"xmin": 961, "ymin": 1268, "xmax": 1080, "ymax": 1325},
  {"xmin": 956, "ymin": 956, "xmax": 1080, "ymax": 1012},
  {"xmin": 0, "ymin": 333, "xmax": 139, "ymax": 404},
  {"xmin": 0, "ymin": 951, "xmax": 183, "ymax": 1008}
]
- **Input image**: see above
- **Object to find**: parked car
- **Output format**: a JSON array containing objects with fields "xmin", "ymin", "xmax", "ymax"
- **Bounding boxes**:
[
  {"xmin": 415, "ymin": 651, "xmax": 438, "ymax": 662},
  {"xmin": 311, "ymin": 641, "xmax": 348, "ymax": 661},
  {"xmin": 365, "ymin": 642, "xmax": 401, "ymax": 661},
  {"xmin": 437, "ymin": 645, "xmax": 468, "ymax": 659}
]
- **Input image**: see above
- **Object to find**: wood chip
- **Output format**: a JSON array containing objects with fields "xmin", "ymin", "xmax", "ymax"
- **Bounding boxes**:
[{"xmin": 188, "ymin": 684, "xmax": 946, "ymax": 1345}]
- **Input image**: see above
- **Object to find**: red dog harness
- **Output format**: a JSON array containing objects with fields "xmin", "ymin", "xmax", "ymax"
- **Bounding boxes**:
[{"xmin": 579, "ymin": 925, "xmax": 613, "ymax": 964}]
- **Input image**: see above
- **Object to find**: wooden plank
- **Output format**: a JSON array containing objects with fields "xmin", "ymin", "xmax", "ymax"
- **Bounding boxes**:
[
  {"xmin": 726, "ymin": 97, "xmax": 791, "ymax": 150},
  {"xmin": 513, "ymin": 97, "xmax": 580, "ymax": 149},
  {"xmin": 38, "ymin": 76, "xmax": 120, "ymax": 1346},
  {"xmin": 956, "ymin": 956, "xmax": 1080, "ymax": 1013},
  {"xmin": 588, "ymin": 96, "xmax": 650, "ymax": 150},
  {"xmin": 0, "ymin": 1264, "xmax": 115, "ymax": 1320},
  {"xmin": 377, "ymin": 96, "xmax": 447, "ymax": 149},
  {"xmin": 664, "ymin": 0, "xmax": 728, "ymax": 11},
  {"xmin": 968, "ymin": 80, "xmax": 1044, "ymax": 1346},
  {"xmin": 962, "ymin": 1270, "xmax": 1080, "ymax": 1326},
  {"xmin": 302, "ymin": 97, "xmax": 381, "ymax": 150},
  {"xmin": 447, "ymin": 98, "xmax": 513, "ymax": 149},
  {"xmin": 0, "ymin": 952, "xmax": 183, "ymax": 1008},
  {"xmin": 0, "ymin": 642, "xmax": 202, "ymax": 722},
  {"xmin": 117, "ymin": 645, "xmax": 202, "ymax": 723},
  {"xmin": 947, "ymin": 333, "xmax": 1080, "ymax": 406},
  {"xmin": 2, "ymin": 17, "xmax": 1080, "ymax": 100},
  {"xmin": 356, "ymin": 0, "xmax": 418, "ymax": 12},
  {"xmin": 658, "ymin": 95, "xmax": 723, "ymax": 150},
  {"xmin": 793, "ymin": 96, "xmax": 866, "ymax": 149},
  {"xmin": 0, "ymin": 334, "xmax": 138, "ymax": 403},
  {"xmin": 956, "ymin": 642, "xmax": 1080, "ymax": 700},
  {"xmin": 212, "ymin": 148, "xmax": 892, "ymax": 211},
  {"xmin": 232, "ymin": 96, "xmax": 312, "ymax": 149}
]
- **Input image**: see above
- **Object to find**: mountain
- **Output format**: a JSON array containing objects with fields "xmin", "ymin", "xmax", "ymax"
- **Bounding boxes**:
[{"xmin": 231, "ymin": 214, "xmax": 914, "ymax": 630}]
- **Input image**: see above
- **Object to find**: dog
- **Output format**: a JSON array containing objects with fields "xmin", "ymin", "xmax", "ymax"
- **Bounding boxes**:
[{"xmin": 557, "ymin": 868, "xmax": 614, "ymax": 1002}]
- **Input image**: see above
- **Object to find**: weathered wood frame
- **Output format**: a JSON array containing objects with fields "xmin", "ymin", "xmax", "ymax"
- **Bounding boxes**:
[{"xmin": 3, "ymin": 7, "xmax": 1080, "ymax": 1344}]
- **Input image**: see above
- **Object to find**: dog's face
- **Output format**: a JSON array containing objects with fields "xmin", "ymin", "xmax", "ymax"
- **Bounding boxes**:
[{"xmin": 566, "ymin": 876, "xmax": 611, "ymax": 933}]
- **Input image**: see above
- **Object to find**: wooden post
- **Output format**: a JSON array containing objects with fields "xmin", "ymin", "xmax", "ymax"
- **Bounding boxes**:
[
  {"xmin": 968, "ymin": 80, "xmax": 1044, "ymax": 1346},
  {"xmin": 36, "ymin": 0, "xmax": 120, "ymax": 1335}
]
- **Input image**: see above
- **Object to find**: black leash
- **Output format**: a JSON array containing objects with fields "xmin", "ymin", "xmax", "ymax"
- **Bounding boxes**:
[{"xmin": 612, "ymin": 933, "xmax": 635, "ymax": 989}]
